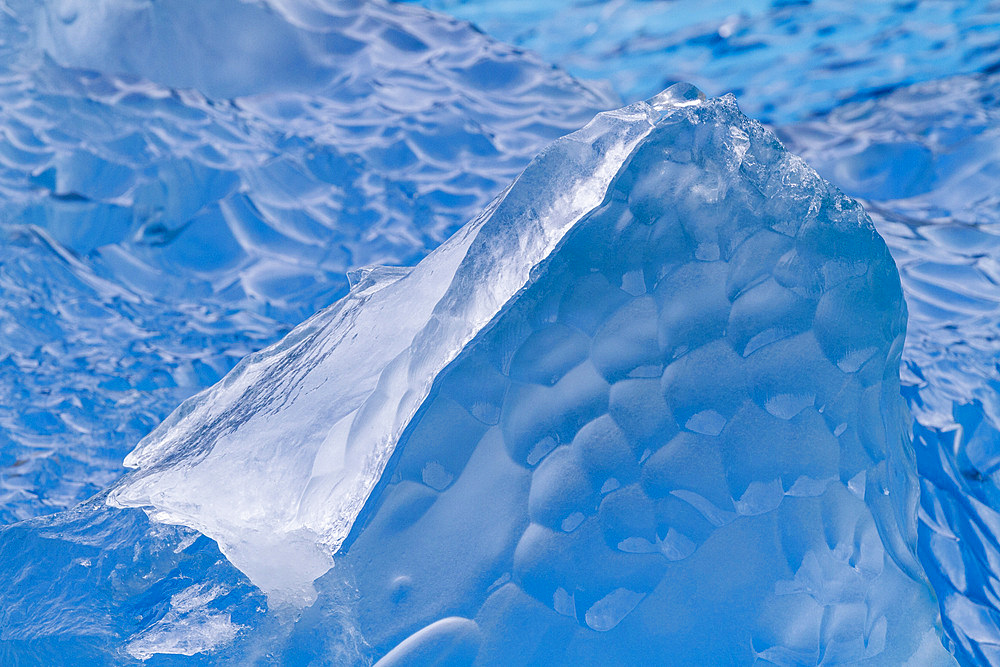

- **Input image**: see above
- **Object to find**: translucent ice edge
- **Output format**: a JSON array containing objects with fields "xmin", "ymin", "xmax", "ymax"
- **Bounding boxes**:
[
  {"xmin": 107, "ymin": 84, "xmax": 691, "ymax": 607},
  {"xmin": 0, "ymin": 0, "xmax": 612, "ymax": 524}
]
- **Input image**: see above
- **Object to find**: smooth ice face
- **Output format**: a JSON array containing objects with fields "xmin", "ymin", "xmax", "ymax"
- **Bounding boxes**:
[{"xmin": 112, "ymin": 84, "xmax": 952, "ymax": 661}]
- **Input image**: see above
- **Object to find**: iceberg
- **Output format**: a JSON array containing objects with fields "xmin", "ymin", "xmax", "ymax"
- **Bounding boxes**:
[
  {"xmin": 94, "ymin": 84, "xmax": 955, "ymax": 662},
  {"xmin": 0, "ymin": 1, "xmax": 990, "ymax": 663}
]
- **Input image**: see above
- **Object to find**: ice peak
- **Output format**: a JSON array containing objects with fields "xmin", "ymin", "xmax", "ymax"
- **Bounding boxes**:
[{"xmin": 647, "ymin": 82, "xmax": 707, "ymax": 110}]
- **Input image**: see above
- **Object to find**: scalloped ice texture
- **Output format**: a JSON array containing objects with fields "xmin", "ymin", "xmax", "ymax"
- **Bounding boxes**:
[
  {"xmin": 780, "ymin": 71, "xmax": 1000, "ymax": 665},
  {"xmin": 403, "ymin": 0, "xmax": 1000, "ymax": 123},
  {"xmin": 383, "ymin": 7, "xmax": 1000, "ymax": 659},
  {"xmin": 109, "ymin": 85, "xmax": 955, "ymax": 662},
  {"xmin": 340, "ymin": 88, "xmax": 955, "ymax": 665},
  {"xmin": 367, "ymin": 1, "xmax": 1000, "ymax": 657},
  {"xmin": 0, "ymin": 0, "xmax": 613, "ymax": 523}
]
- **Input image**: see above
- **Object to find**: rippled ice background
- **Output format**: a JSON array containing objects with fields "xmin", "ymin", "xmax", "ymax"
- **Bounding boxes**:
[{"xmin": 2, "ymin": 0, "xmax": 1000, "ymax": 662}]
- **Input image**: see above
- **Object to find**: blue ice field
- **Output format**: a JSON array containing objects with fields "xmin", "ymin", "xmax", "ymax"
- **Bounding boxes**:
[{"xmin": 1, "ymin": 0, "xmax": 1000, "ymax": 664}]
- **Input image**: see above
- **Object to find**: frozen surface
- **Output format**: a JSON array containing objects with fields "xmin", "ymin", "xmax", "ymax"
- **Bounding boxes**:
[
  {"xmin": 102, "ymin": 86, "xmax": 956, "ymax": 663},
  {"xmin": 0, "ymin": 0, "xmax": 610, "ymax": 523},
  {"xmin": 405, "ymin": 0, "xmax": 1000, "ymax": 123},
  {"xmin": 0, "ymin": 0, "xmax": 997, "ymax": 663}
]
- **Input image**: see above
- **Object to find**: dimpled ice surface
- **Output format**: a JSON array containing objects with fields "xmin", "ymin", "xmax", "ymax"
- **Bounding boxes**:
[
  {"xmin": 96, "ymin": 86, "xmax": 957, "ymax": 663},
  {"xmin": 339, "ymin": 86, "xmax": 954, "ymax": 665},
  {"xmin": 386, "ymin": 2, "xmax": 1000, "ymax": 659},
  {"xmin": 781, "ymin": 72, "xmax": 1000, "ymax": 664},
  {"xmin": 405, "ymin": 0, "xmax": 1000, "ymax": 124}
]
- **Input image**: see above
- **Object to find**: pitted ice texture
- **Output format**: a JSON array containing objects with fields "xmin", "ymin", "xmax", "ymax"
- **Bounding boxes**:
[{"xmin": 345, "ymin": 88, "xmax": 952, "ymax": 665}]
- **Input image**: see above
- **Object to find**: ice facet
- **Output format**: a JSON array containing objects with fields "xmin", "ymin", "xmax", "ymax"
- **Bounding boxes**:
[{"xmin": 109, "ymin": 85, "xmax": 662, "ymax": 606}]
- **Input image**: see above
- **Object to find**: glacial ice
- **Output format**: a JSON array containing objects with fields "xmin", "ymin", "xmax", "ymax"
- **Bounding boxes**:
[
  {"xmin": 97, "ymin": 85, "xmax": 957, "ymax": 662},
  {"xmin": 0, "ymin": 0, "xmax": 995, "ymax": 662},
  {"xmin": 0, "ymin": 0, "xmax": 992, "ymax": 663}
]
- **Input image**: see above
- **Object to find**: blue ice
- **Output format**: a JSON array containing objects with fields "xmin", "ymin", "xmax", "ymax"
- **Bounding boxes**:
[
  {"xmin": 396, "ymin": 2, "xmax": 1000, "ymax": 659},
  {"xmin": 2, "ymin": 84, "xmax": 958, "ymax": 664},
  {"xmin": 0, "ymin": 0, "xmax": 993, "ymax": 664},
  {"xmin": 336, "ymin": 85, "xmax": 955, "ymax": 665}
]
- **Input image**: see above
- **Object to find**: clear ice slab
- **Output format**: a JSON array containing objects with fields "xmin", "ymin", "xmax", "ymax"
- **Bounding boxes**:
[{"xmin": 99, "ymin": 84, "xmax": 955, "ymax": 663}]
